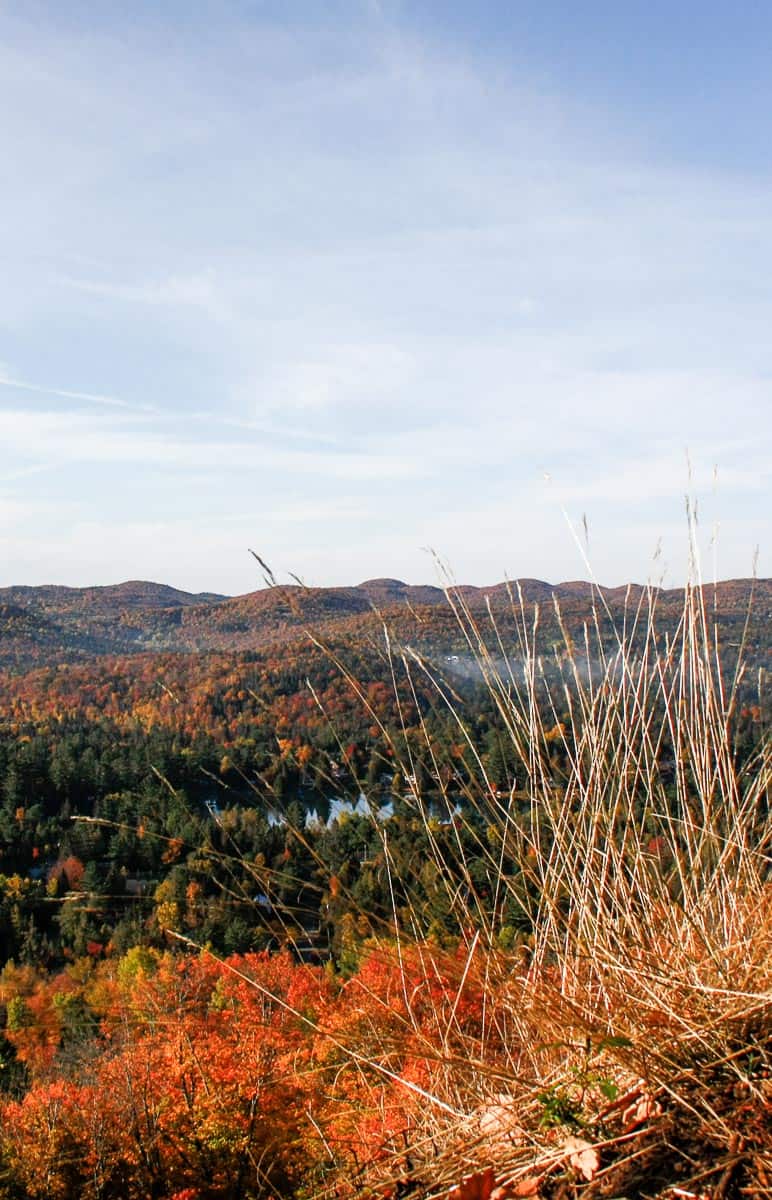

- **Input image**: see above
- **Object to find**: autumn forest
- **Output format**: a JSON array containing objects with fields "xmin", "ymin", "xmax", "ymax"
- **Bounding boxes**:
[{"xmin": 0, "ymin": 576, "xmax": 769, "ymax": 1199}]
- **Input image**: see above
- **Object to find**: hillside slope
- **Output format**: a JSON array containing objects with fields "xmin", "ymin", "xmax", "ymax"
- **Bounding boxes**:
[{"xmin": 0, "ymin": 576, "xmax": 769, "ymax": 670}]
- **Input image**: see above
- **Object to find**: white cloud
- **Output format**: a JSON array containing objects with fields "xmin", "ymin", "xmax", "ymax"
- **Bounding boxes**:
[
  {"xmin": 60, "ymin": 271, "xmax": 230, "ymax": 322},
  {"xmin": 0, "ymin": 367, "xmax": 135, "ymax": 409},
  {"xmin": 0, "ymin": 408, "xmax": 424, "ymax": 481},
  {"xmin": 253, "ymin": 342, "xmax": 415, "ymax": 414}
]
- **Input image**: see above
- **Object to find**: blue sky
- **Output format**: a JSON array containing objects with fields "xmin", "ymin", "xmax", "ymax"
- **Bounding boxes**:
[{"xmin": 0, "ymin": 1, "xmax": 769, "ymax": 592}]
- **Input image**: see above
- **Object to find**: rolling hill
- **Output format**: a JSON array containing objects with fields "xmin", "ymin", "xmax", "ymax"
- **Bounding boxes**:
[{"xmin": 0, "ymin": 575, "xmax": 769, "ymax": 671}]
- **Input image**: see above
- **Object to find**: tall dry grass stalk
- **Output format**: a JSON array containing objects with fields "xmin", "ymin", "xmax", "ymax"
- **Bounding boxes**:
[{"xmin": 307, "ymin": 527, "xmax": 770, "ymax": 1194}]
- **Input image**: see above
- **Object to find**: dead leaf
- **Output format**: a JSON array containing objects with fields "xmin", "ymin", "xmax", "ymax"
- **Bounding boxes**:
[
  {"xmin": 448, "ymin": 1167, "xmax": 496, "ymax": 1200},
  {"xmin": 599, "ymin": 1085, "xmax": 641, "ymax": 1116},
  {"xmin": 622, "ymin": 1092, "xmax": 662, "ymax": 1131},
  {"xmin": 476, "ymin": 1094, "xmax": 524, "ymax": 1148},
  {"xmin": 563, "ymin": 1135, "xmax": 601, "ymax": 1181},
  {"xmin": 510, "ymin": 1179, "xmax": 541, "ymax": 1197}
]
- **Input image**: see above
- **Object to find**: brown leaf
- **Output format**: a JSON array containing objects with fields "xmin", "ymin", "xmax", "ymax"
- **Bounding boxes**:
[
  {"xmin": 622, "ymin": 1093, "xmax": 662, "ymax": 1132},
  {"xmin": 448, "ymin": 1167, "xmax": 497, "ymax": 1200},
  {"xmin": 599, "ymin": 1085, "xmax": 641, "ymax": 1116},
  {"xmin": 477, "ymin": 1094, "xmax": 523, "ymax": 1147},
  {"xmin": 563, "ymin": 1135, "xmax": 601, "ymax": 1181},
  {"xmin": 510, "ymin": 1179, "xmax": 541, "ymax": 1197}
]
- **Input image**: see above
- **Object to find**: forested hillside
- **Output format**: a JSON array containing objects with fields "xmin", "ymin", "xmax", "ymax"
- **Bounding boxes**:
[
  {"xmin": 0, "ymin": 575, "xmax": 768, "ymax": 964},
  {"xmin": 0, "ymin": 577, "xmax": 768, "ymax": 1198},
  {"xmin": 1, "ymin": 576, "xmax": 768, "ymax": 668}
]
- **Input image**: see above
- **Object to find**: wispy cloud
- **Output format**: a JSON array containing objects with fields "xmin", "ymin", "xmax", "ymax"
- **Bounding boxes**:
[
  {"xmin": 189, "ymin": 412, "xmax": 342, "ymax": 446},
  {"xmin": 0, "ymin": 367, "xmax": 149, "ymax": 411},
  {"xmin": 0, "ymin": 463, "xmax": 53, "ymax": 485},
  {"xmin": 0, "ymin": 408, "xmax": 424, "ymax": 481},
  {"xmin": 59, "ymin": 271, "xmax": 230, "ymax": 322}
]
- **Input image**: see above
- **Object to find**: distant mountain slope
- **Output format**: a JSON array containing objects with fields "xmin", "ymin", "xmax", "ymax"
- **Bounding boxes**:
[
  {"xmin": 0, "ymin": 576, "xmax": 768, "ymax": 671},
  {"xmin": 0, "ymin": 580, "xmax": 226, "ymax": 614},
  {"xmin": 0, "ymin": 602, "xmax": 117, "ymax": 669},
  {"xmin": 0, "ymin": 581, "xmax": 228, "ymax": 668}
]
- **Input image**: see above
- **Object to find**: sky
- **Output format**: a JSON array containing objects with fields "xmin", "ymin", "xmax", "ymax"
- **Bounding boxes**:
[{"xmin": 0, "ymin": 0, "xmax": 770, "ymax": 594}]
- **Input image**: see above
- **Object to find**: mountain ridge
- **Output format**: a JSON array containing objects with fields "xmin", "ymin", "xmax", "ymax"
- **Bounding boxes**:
[
  {"xmin": 0, "ymin": 575, "xmax": 768, "ymax": 672},
  {"xmin": 3, "ymin": 574, "xmax": 767, "ymax": 604},
  {"xmin": 0, "ymin": 580, "xmax": 227, "ymax": 610}
]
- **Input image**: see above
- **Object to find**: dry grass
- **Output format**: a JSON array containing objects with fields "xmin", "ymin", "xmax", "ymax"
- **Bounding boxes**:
[{"xmin": 302, "ymin": 529, "xmax": 771, "ymax": 1200}]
